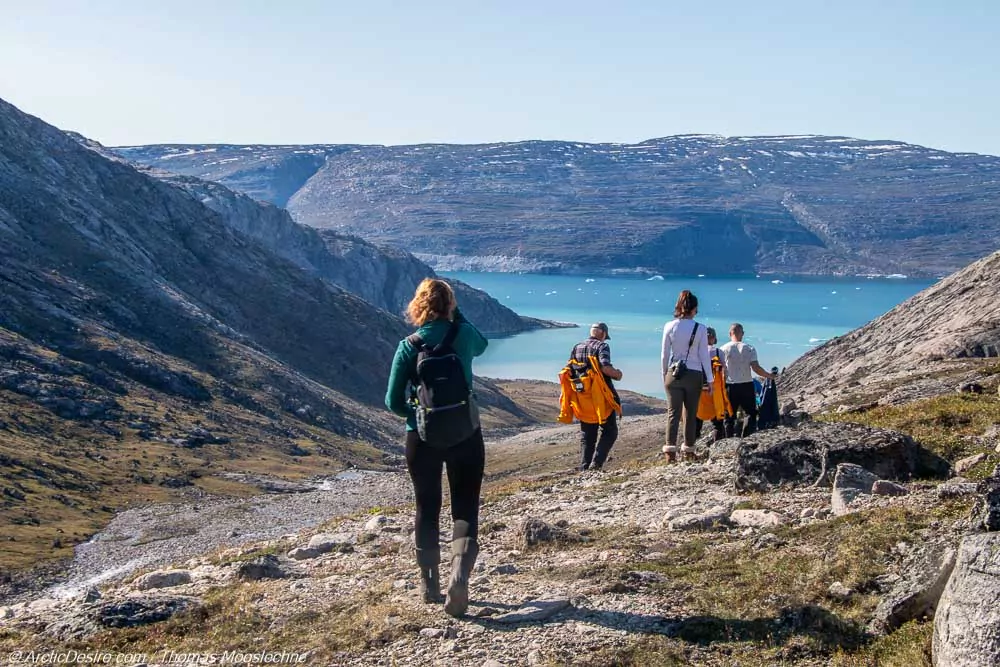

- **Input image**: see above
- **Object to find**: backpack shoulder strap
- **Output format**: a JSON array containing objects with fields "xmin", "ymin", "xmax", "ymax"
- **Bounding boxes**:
[
  {"xmin": 407, "ymin": 333, "xmax": 425, "ymax": 351},
  {"xmin": 436, "ymin": 320, "xmax": 460, "ymax": 352}
]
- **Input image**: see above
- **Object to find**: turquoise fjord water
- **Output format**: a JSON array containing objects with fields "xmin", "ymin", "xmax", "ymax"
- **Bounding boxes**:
[{"xmin": 443, "ymin": 272, "xmax": 934, "ymax": 399}]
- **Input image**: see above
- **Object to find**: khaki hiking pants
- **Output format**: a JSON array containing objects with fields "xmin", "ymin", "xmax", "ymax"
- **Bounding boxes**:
[{"xmin": 664, "ymin": 370, "xmax": 705, "ymax": 454}]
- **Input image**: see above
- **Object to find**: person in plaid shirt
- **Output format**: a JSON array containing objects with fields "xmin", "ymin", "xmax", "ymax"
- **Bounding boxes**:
[{"xmin": 569, "ymin": 322, "xmax": 624, "ymax": 471}]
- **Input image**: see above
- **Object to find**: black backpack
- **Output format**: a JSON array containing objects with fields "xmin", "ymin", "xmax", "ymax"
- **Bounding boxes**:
[{"xmin": 408, "ymin": 322, "xmax": 477, "ymax": 448}]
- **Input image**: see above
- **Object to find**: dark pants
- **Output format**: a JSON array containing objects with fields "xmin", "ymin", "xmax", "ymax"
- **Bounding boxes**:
[
  {"xmin": 725, "ymin": 382, "xmax": 758, "ymax": 438},
  {"xmin": 695, "ymin": 418, "xmax": 727, "ymax": 442},
  {"xmin": 665, "ymin": 370, "xmax": 704, "ymax": 451},
  {"xmin": 405, "ymin": 428, "xmax": 485, "ymax": 552},
  {"xmin": 580, "ymin": 412, "xmax": 618, "ymax": 470}
]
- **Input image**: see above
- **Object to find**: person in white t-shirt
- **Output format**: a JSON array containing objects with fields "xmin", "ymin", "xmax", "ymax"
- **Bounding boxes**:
[
  {"xmin": 718, "ymin": 323, "xmax": 777, "ymax": 438},
  {"xmin": 660, "ymin": 290, "xmax": 714, "ymax": 462}
]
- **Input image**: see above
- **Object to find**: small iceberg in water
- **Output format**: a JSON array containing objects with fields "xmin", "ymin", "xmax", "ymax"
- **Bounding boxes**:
[
  {"xmin": 544, "ymin": 291, "xmax": 557, "ymax": 296},
  {"xmin": 647, "ymin": 275, "xmax": 664, "ymax": 281},
  {"xmin": 737, "ymin": 288, "xmax": 744, "ymax": 292},
  {"xmin": 808, "ymin": 337, "xmax": 826, "ymax": 343},
  {"xmin": 886, "ymin": 274, "xmax": 908, "ymax": 279},
  {"xmin": 771, "ymin": 279, "xmax": 783, "ymax": 284},
  {"xmin": 697, "ymin": 274, "xmax": 706, "ymax": 278},
  {"xmin": 585, "ymin": 278, "xmax": 596, "ymax": 283}
]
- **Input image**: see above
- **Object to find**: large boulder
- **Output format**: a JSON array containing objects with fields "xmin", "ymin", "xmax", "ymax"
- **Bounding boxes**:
[
  {"xmin": 869, "ymin": 544, "xmax": 956, "ymax": 635},
  {"xmin": 933, "ymin": 533, "xmax": 1000, "ymax": 666},
  {"xmin": 735, "ymin": 422, "xmax": 950, "ymax": 492}
]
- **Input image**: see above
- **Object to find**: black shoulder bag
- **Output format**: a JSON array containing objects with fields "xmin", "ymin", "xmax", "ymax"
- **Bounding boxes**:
[{"xmin": 669, "ymin": 322, "xmax": 699, "ymax": 379}]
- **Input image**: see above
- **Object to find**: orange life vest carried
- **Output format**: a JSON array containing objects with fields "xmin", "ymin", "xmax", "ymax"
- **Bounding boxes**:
[
  {"xmin": 697, "ymin": 350, "xmax": 732, "ymax": 422},
  {"xmin": 558, "ymin": 355, "xmax": 622, "ymax": 424}
]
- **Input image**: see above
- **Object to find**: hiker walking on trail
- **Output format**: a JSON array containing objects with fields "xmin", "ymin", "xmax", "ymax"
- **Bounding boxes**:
[
  {"xmin": 385, "ymin": 278, "xmax": 487, "ymax": 617},
  {"xmin": 719, "ymin": 322, "xmax": 777, "ymax": 438},
  {"xmin": 566, "ymin": 322, "xmax": 623, "ymax": 471},
  {"xmin": 696, "ymin": 327, "xmax": 731, "ymax": 443},
  {"xmin": 661, "ymin": 290, "xmax": 714, "ymax": 462}
]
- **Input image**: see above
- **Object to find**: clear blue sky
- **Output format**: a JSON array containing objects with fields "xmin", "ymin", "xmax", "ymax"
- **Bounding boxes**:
[{"xmin": 2, "ymin": 0, "xmax": 998, "ymax": 154}]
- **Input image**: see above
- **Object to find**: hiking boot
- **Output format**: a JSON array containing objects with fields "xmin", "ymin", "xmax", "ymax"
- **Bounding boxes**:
[
  {"xmin": 415, "ymin": 548, "xmax": 443, "ymax": 604},
  {"xmin": 444, "ymin": 523, "xmax": 478, "ymax": 617},
  {"xmin": 662, "ymin": 445, "xmax": 678, "ymax": 464},
  {"xmin": 680, "ymin": 447, "xmax": 696, "ymax": 463}
]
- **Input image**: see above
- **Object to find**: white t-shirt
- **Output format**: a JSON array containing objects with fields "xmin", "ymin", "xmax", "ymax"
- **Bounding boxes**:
[{"xmin": 719, "ymin": 341, "xmax": 758, "ymax": 384}]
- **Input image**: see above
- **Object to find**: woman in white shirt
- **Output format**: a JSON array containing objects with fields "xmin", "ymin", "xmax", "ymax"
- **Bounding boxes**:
[{"xmin": 660, "ymin": 290, "xmax": 714, "ymax": 462}]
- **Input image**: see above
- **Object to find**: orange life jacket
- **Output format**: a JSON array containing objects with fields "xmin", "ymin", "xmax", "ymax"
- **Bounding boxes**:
[{"xmin": 558, "ymin": 355, "xmax": 622, "ymax": 424}]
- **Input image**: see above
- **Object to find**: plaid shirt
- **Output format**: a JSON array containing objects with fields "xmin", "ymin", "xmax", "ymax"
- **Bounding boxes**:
[{"xmin": 571, "ymin": 337, "xmax": 615, "ymax": 389}]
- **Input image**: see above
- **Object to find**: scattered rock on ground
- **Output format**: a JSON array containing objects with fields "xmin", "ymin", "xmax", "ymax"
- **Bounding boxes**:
[
  {"xmin": 954, "ymin": 453, "xmax": 989, "ymax": 475},
  {"xmin": 235, "ymin": 555, "xmax": 291, "ymax": 581},
  {"xmin": 492, "ymin": 597, "xmax": 573, "ymax": 624},
  {"xmin": 938, "ymin": 482, "xmax": 980, "ymax": 499},
  {"xmin": 832, "ymin": 464, "xmax": 880, "ymax": 516},
  {"xmin": 872, "ymin": 480, "xmax": 909, "ymax": 496},
  {"xmin": 972, "ymin": 467, "xmax": 1000, "ymax": 532},
  {"xmin": 668, "ymin": 505, "xmax": 732, "ymax": 532},
  {"xmin": 134, "ymin": 570, "xmax": 192, "ymax": 591},
  {"xmin": 729, "ymin": 509, "xmax": 787, "ymax": 528}
]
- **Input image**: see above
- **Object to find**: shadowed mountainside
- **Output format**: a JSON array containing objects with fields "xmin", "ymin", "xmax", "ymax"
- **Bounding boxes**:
[{"xmin": 0, "ymin": 98, "xmax": 541, "ymax": 573}]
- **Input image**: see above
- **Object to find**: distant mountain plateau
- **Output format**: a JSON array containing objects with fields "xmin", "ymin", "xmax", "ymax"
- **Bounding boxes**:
[{"xmin": 116, "ymin": 136, "xmax": 1000, "ymax": 277}]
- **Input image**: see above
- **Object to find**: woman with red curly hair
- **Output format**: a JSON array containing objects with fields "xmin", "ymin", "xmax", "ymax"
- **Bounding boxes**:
[{"xmin": 385, "ymin": 278, "xmax": 487, "ymax": 617}]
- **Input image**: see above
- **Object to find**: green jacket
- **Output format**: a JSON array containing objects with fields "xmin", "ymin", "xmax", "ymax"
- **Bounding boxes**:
[{"xmin": 384, "ymin": 309, "xmax": 488, "ymax": 431}]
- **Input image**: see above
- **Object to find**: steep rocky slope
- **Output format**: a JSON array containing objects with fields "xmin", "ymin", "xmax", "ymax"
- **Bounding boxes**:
[
  {"xmin": 782, "ymin": 250, "xmax": 1000, "ymax": 411},
  {"xmin": 135, "ymin": 173, "xmax": 542, "ymax": 336},
  {"xmin": 116, "ymin": 137, "xmax": 1000, "ymax": 277},
  {"xmin": 0, "ymin": 98, "xmax": 541, "ymax": 573}
]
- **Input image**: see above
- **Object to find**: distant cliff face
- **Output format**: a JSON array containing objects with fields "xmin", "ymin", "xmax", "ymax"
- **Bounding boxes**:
[
  {"xmin": 782, "ymin": 250, "xmax": 1000, "ymax": 411},
  {"xmin": 116, "ymin": 136, "xmax": 1000, "ymax": 277},
  {"xmin": 153, "ymin": 173, "xmax": 536, "ymax": 336}
]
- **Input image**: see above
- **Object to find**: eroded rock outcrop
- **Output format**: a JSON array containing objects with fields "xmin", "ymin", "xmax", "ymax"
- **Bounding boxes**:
[
  {"xmin": 734, "ymin": 422, "xmax": 950, "ymax": 492},
  {"xmin": 932, "ymin": 533, "xmax": 1000, "ymax": 666}
]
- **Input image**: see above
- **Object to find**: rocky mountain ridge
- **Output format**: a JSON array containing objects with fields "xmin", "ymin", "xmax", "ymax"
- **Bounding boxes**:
[
  {"xmin": 782, "ymin": 249, "xmax": 1000, "ymax": 412},
  {"xmin": 116, "ymin": 136, "xmax": 1000, "ymax": 277}
]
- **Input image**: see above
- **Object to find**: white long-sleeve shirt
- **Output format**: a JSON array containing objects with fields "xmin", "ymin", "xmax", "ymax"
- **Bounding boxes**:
[{"xmin": 661, "ymin": 318, "xmax": 714, "ymax": 383}]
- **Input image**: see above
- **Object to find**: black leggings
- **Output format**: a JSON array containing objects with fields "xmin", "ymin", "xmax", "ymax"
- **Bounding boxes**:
[{"xmin": 405, "ymin": 428, "xmax": 485, "ymax": 552}]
